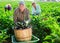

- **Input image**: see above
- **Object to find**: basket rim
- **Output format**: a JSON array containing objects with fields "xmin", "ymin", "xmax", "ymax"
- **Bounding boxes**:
[{"xmin": 12, "ymin": 35, "xmax": 40, "ymax": 43}]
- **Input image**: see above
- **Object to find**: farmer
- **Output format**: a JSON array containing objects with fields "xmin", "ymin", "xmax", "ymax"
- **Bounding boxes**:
[
  {"xmin": 14, "ymin": 1, "xmax": 30, "ymax": 28},
  {"xmin": 4, "ymin": 4, "xmax": 12, "ymax": 12},
  {"xmin": 32, "ymin": 2, "xmax": 41, "ymax": 15}
]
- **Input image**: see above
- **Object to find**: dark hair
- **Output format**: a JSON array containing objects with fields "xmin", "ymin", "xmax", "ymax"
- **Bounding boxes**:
[{"xmin": 32, "ymin": 3, "xmax": 35, "ymax": 5}]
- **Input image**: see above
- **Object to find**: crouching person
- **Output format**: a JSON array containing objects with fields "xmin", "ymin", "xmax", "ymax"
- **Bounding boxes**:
[
  {"xmin": 14, "ymin": 1, "xmax": 30, "ymax": 29},
  {"xmin": 13, "ymin": 1, "xmax": 32, "ymax": 41},
  {"xmin": 32, "ymin": 2, "xmax": 41, "ymax": 16},
  {"xmin": 4, "ymin": 4, "xmax": 12, "ymax": 12}
]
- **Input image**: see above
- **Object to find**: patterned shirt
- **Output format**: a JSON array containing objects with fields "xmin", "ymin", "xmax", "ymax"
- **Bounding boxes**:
[{"xmin": 14, "ymin": 8, "xmax": 30, "ymax": 24}]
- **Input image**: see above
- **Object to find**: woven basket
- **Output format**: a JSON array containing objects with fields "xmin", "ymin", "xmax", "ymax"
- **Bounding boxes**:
[{"xmin": 14, "ymin": 28, "xmax": 32, "ymax": 41}]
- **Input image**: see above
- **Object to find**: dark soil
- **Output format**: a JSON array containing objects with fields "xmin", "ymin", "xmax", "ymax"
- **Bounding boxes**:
[{"xmin": 3, "ymin": 38, "xmax": 12, "ymax": 43}]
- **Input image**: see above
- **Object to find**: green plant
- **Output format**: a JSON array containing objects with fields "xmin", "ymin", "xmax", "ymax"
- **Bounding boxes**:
[
  {"xmin": 15, "ymin": 20, "xmax": 30, "ymax": 29},
  {"xmin": 0, "ymin": 29, "xmax": 9, "ymax": 43},
  {"xmin": 0, "ymin": 2, "xmax": 60, "ymax": 43}
]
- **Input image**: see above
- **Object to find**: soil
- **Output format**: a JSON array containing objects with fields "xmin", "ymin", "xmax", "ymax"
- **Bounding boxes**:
[
  {"xmin": 3, "ymin": 41, "xmax": 11, "ymax": 43},
  {"xmin": 2, "ymin": 38, "xmax": 12, "ymax": 43}
]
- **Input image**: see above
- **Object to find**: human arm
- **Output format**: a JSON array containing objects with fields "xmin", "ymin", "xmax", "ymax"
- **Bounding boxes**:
[
  {"xmin": 32, "ymin": 7, "xmax": 36, "ymax": 15},
  {"xmin": 36, "ymin": 5, "xmax": 41, "ymax": 14},
  {"xmin": 13, "ymin": 9, "xmax": 17, "ymax": 25},
  {"xmin": 24, "ymin": 9, "xmax": 31, "ymax": 26}
]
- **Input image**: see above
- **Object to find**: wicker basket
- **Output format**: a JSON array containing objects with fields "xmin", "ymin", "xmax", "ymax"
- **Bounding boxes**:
[{"xmin": 14, "ymin": 28, "xmax": 32, "ymax": 41}]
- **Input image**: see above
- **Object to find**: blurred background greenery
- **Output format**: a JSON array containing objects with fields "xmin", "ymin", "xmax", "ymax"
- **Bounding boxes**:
[{"xmin": 0, "ymin": 0, "xmax": 60, "ymax": 43}]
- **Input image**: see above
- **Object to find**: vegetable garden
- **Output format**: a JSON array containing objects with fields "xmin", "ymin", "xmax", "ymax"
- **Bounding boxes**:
[{"xmin": 0, "ymin": 1, "xmax": 60, "ymax": 43}]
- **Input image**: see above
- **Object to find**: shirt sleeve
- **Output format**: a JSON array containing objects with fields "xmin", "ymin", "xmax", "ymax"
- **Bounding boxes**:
[
  {"xmin": 32, "ymin": 7, "xmax": 35, "ymax": 14},
  {"xmin": 36, "ymin": 5, "xmax": 41, "ymax": 14},
  {"xmin": 25, "ymin": 9, "xmax": 31, "ymax": 23},
  {"xmin": 13, "ymin": 9, "xmax": 17, "ymax": 24}
]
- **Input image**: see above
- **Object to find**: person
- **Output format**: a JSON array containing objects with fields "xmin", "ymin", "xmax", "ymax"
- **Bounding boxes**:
[
  {"xmin": 14, "ymin": 1, "xmax": 30, "ymax": 29},
  {"xmin": 32, "ymin": 2, "xmax": 41, "ymax": 15},
  {"xmin": 4, "ymin": 4, "xmax": 12, "ymax": 12}
]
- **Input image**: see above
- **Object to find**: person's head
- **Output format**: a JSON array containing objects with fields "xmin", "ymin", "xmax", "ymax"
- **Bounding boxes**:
[
  {"xmin": 8, "ymin": 4, "xmax": 11, "ymax": 7},
  {"xmin": 19, "ymin": 1, "xmax": 25, "ymax": 11},
  {"xmin": 32, "ymin": 2, "xmax": 36, "ymax": 7}
]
